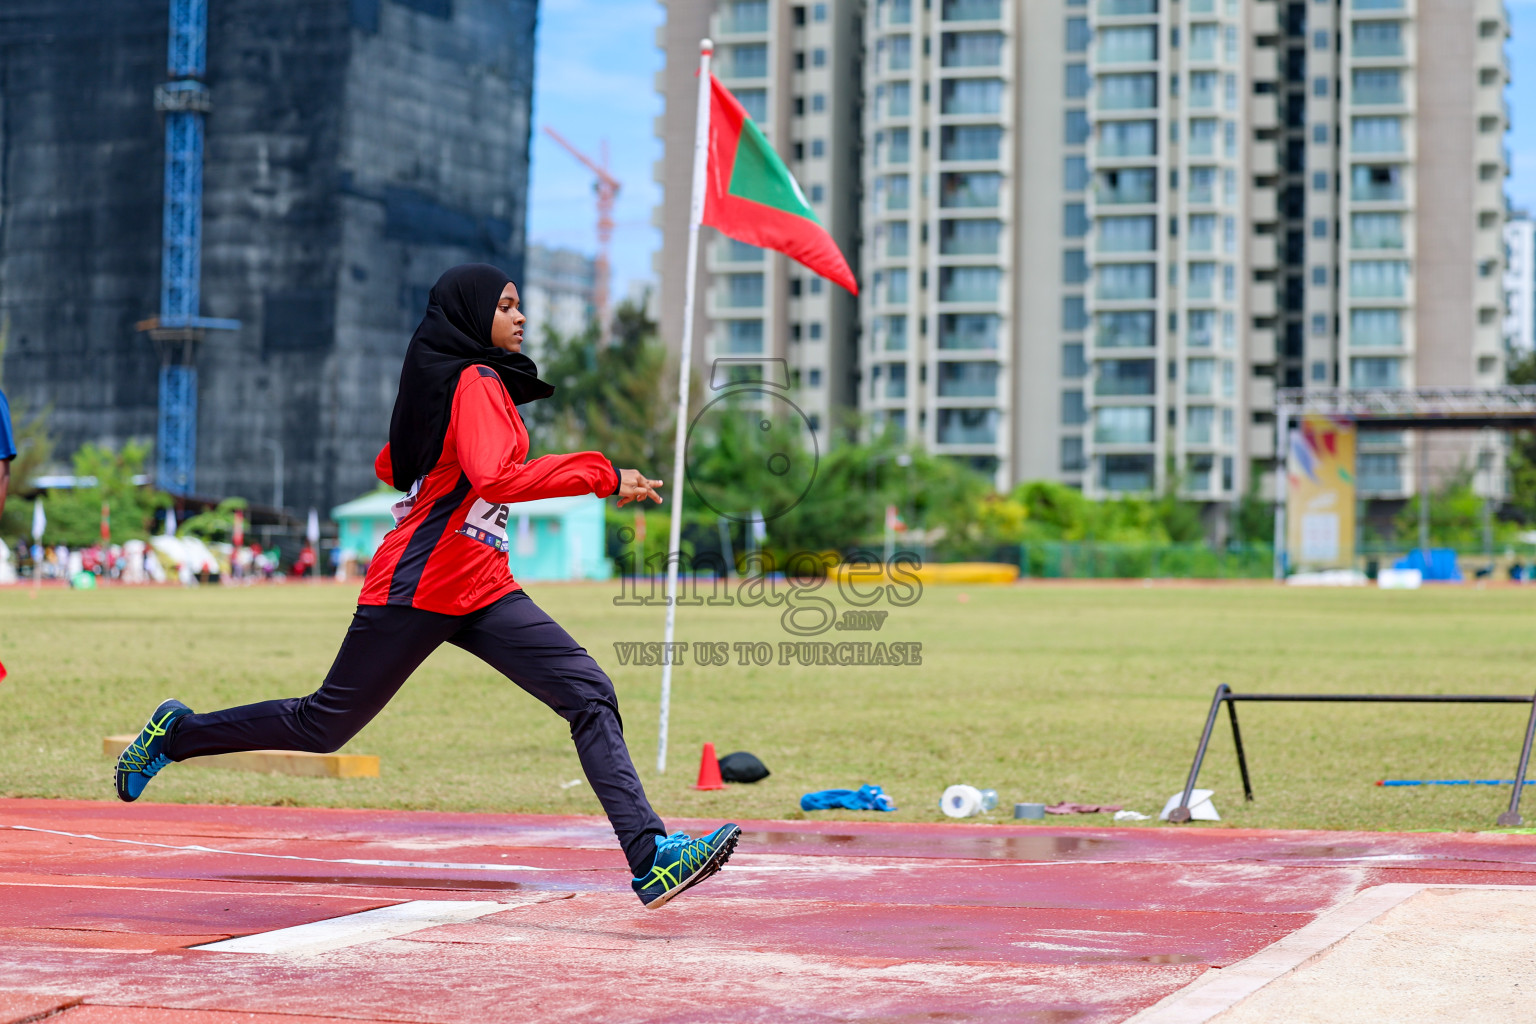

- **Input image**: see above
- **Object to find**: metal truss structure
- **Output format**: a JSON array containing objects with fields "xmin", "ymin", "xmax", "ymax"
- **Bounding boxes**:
[
  {"xmin": 150, "ymin": 0, "xmax": 237, "ymax": 495},
  {"xmin": 1276, "ymin": 386, "xmax": 1536, "ymax": 431}
]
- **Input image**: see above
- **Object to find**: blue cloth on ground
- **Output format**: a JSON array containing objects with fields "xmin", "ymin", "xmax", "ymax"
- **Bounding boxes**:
[
  {"xmin": 1394, "ymin": 548, "xmax": 1462, "ymax": 582},
  {"xmin": 800, "ymin": 784, "xmax": 896, "ymax": 812}
]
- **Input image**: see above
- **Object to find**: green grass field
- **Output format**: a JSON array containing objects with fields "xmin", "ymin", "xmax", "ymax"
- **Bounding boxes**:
[{"xmin": 2, "ymin": 580, "xmax": 1534, "ymax": 833}]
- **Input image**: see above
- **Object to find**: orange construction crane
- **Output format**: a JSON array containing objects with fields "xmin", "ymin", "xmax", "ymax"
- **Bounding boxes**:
[{"xmin": 543, "ymin": 127, "xmax": 621, "ymax": 343}]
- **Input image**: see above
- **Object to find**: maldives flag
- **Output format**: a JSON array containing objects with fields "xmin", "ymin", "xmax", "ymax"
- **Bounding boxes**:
[{"xmin": 704, "ymin": 75, "xmax": 857, "ymax": 295}]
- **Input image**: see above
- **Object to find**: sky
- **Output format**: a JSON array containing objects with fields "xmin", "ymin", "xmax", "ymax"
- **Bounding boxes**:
[
  {"xmin": 527, "ymin": 2, "xmax": 1536, "ymax": 292},
  {"xmin": 525, "ymin": 0, "xmax": 665, "ymax": 304},
  {"xmin": 1510, "ymin": 3, "xmax": 1536, "ymax": 212}
]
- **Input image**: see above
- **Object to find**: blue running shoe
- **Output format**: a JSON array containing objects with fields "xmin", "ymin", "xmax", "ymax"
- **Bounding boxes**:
[
  {"xmin": 115, "ymin": 699, "xmax": 192, "ymax": 802},
  {"xmin": 632, "ymin": 824, "xmax": 741, "ymax": 909}
]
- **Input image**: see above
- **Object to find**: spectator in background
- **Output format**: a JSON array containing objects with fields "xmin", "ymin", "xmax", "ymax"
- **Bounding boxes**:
[{"xmin": 0, "ymin": 385, "xmax": 16, "ymax": 520}]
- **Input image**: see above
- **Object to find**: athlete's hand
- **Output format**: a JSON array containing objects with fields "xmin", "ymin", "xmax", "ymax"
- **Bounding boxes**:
[{"xmin": 616, "ymin": 469, "xmax": 664, "ymax": 507}]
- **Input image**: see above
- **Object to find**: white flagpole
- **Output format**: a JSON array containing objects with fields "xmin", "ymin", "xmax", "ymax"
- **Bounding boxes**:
[{"xmin": 657, "ymin": 38, "xmax": 713, "ymax": 774}]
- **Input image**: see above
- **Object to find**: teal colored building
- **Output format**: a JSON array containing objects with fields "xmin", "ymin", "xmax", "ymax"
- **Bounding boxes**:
[{"xmin": 331, "ymin": 489, "xmax": 610, "ymax": 581}]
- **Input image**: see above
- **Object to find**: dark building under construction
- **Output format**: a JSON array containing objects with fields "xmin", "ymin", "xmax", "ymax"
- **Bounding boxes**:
[{"xmin": 0, "ymin": 0, "xmax": 538, "ymax": 515}]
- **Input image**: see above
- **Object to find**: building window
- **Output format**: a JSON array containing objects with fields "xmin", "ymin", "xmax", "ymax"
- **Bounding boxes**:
[
  {"xmin": 724, "ymin": 319, "xmax": 764, "ymax": 353},
  {"xmin": 1311, "ymin": 265, "xmax": 1328, "ymax": 286},
  {"xmin": 1094, "ymin": 406, "xmax": 1155, "ymax": 444},
  {"xmin": 1063, "ymin": 202, "xmax": 1089, "ymax": 237},
  {"xmin": 1097, "ymin": 166, "xmax": 1157, "ymax": 203},
  {"xmin": 1098, "ymin": 25, "xmax": 1157, "ymax": 63},
  {"xmin": 724, "ymin": 273, "xmax": 764, "ymax": 308},
  {"xmin": 1063, "ymin": 343, "xmax": 1087, "ymax": 378},
  {"xmin": 1066, "ymin": 63, "xmax": 1090, "ymax": 99},
  {"xmin": 809, "ymin": 184, "xmax": 825, "ymax": 203},
  {"xmin": 1096, "ymin": 310, "xmax": 1154, "ymax": 348},
  {"xmin": 808, "ymin": 368, "xmax": 822, "ymax": 387},
  {"xmin": 888, "ymin": 127, "xmax": 911, "ymax": 164},
  {"xmin": 728, "ymin": 44, "xmax": 768, "ymax": 79},
  {"xmin": 1061, "ymin": 437, "xmax": 1086, "ymax": 472},
  {"xmin": 1100, "ymin": 454, "xmax": 1154, "ymax": 492},
  {"xmin": 1352, "ymin": 20, "xmax": 1404, "ymax": 58},
  {"xmin": 941, "ymin": 125, "xmax": 1003, "ymax": 161},
  {"xmin": 1311, "ymin": 361, "xmax": 1329, "ymax": 382},
  {"xmin": 937, "ymin": 361, "xmax": 1000, "ymax": 397},
  {"xmin": 941, "ymin": 0, "xmax": 1001, "ymax": 21},
  {"xmin": 1352, "ymin": 69, "xmax": 1403, "ymax": 106},
  {"xmin": 942, "ymin": 31, "xmax": 1004, "ymax": 67},
  {"xmin": 1063, "ymin": 249, "xmax": 1088, "ymax": 283},
  {"xmin": 1097, "ymin": 120, "xmax": 1157, "ymax": 158},
  {"xmin": 811, "ymin": 138, "xmax": 825, "ymax": 157},
  {"xmin": 812, "ymin": 47, "xmax": 826, "ymax": 67},
  {"xmin": 1098, "ymin": 215, "xmax": 1157, "ymax": 252},
  {"xmin": 1065, "ymin": 109, "xmax": 1091, "ymax": 145},
  {"xmin": 1062, "ymin": 297, "xmax": 1088, "ymax": 331},
  {"xmin": 939, "ymin": 313, "xmax": 1000, "ymax": 349},
  {"xmin": 1312, "ymin": 218, "xmax": 1329, "ymax": 239},
  {"xmin": 1061, "ymin": 390, "xmax": 1087, "ymax": 426},
  {"xmin": 882, "ymin": 315, "xmax": 909, "ymax": 351},
  {"xmin": 1351, "ymin": 116, "xmax": 1403, "ymax": 154},
  {"xmin": 808, "ymin": 322, "xmax": 823, "ymax": 340},
  {"xmin": 941, "ymin": 78, "xmax": 1004, "ymax": 115},
  {"xmin": 1313, "ymin": 170, "xmax": 1330, "ymax": 192},
  {"xmin": 1064, "ymin": 156, "xmax": 1089, "ymax": 191},
  {"xmin": 1097, "ymin": 263, "xmax": 1155, "ymax": 300},
  {"xmin": 735, "ymin": 89, "xmax": 768, "ymax": 121},
  {"xmin": 1098, "ymin": 73, "xmax": 1158, "ymax": 111},
  {"xmin": 811, "ymin": 93, "xmax": 825, "ymax": 113},
  {"xmin": 939, "ymin": 218, "xmax": 1001, "ymax": 255},
  {"xmin": 1312, "ymin": 124, "xmax": 1328, "ymax": 144},
  {"xmin": 1065, "ymin": 16, "xmax": 1090, "ymax": 52},
  {"xmin": 1350, "ymin": 308, "xmax": 1403, "ymax": 347},
  {"xmin": 1186, "ymin": 406, "xmax": 1214, "ymax": 445},
  {"xmin": 1352, "ymin": 212, "xmax": 1404, "ymax": 250},
  {"xmin": 885, "ymin": 221, "xmax": 910, "ymax": 257},
  {"xmin": 1351, "ymin": 356, "xmax": 1402, "ymax": 388},
  {"xmin": 940, "ymin": 171, "xmax": 1003, "ymax": 208},
  {"xmin": 1349, "ymin": 261, "xmax": 1408, "ymax": 299},
  {"xmin": 813, "ymin": 2, "xmax": 826, "ymax": 21},
  {"xmin": 1097, "ymin": 359, "xmax": 1156, "ymax": 397},
  {"xmin": 939, "ymin": 266, "xmax": 1003, "ymax": 303},
  {"xmin": 1311, "ymin": 314, "xmax": 1328, "ymax": 336}
]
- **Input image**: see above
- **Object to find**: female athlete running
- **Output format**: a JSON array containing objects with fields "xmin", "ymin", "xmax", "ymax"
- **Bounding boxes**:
[{"xmin": 115, "ymin": 263, "xmax": 738, "ymax": 909}]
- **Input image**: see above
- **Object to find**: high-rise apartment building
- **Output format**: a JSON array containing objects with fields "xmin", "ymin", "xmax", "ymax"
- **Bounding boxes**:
[
  {"xmin": 655, "ymin": 0, "xmax": 863, "ymax": 436},
  {"xmin": 658, "ymin": 0, "xmax": 1509, "ymax": 510},
  {"xmin": 1504, "ymin": 212, "xmax": 1534, "ymax": 356}
]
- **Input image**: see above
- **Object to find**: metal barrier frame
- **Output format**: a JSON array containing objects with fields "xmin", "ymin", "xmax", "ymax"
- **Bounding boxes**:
[{"xmin": 1170, "ymin": 684, "xmax": 1536, "ymax": 827}]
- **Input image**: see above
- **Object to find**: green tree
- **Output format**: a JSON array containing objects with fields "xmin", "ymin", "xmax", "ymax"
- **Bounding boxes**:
[
  {"xmin": 1507, "ymin": 350, "xmax": 1536, "ymax": 523},
  {"xmin": 42, "ymin": 441, "xmax": 168, "ymax": 547},
  {"xmin": 526, "ymin": 296, "xmax": 679, "ymax": 474},
  {"xmin": 0, "ymin": 399, "xmax": 54, "ymax": 542},
  {"xmin": 178, "ymin": 497, "xmax": 249, "ymax": 543}
]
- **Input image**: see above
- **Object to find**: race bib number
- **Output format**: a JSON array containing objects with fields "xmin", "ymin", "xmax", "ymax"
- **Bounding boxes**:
[{"xmin": 458, "ymin": 498, "xmax": 511, "ymax": 552}]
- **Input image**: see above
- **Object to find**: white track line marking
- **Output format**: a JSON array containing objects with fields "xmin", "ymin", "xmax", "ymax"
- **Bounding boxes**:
[
  {"xmin": 1125, "ymin": 884, "xmax": 1536, "ymax": 1024},
  {"xmin": 4, "ymin": 825, "xmax": 551, "ymax": 872},
  {"xmin": 192, "ymin": 900, "xmax": 509, "ymax": 956},
  {"xmin": 0, "ymin": 880, "xmax": 408, "ymax": 900}
]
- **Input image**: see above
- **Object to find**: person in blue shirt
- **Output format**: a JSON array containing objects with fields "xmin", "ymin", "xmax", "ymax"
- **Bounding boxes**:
[{"xmin": 0, "ymin": 387, "xmax": 16, "ymax": 520}]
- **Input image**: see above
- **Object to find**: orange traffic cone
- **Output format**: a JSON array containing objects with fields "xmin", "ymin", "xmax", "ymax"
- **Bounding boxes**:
[{"xmin": 693, "ymin": 742, "xmax": 726, "ymax": 791}]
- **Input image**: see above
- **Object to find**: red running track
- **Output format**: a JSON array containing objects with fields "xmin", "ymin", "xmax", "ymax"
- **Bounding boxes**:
[{"xmin": 2, "ymin": 798, "xmax": 1535, "ymax": 1023}]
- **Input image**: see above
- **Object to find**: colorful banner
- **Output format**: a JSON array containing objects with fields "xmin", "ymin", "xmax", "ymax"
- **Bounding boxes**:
[{"xmin": 1287, "ymin": 416, "xmax": 1357, "ymax": 572}]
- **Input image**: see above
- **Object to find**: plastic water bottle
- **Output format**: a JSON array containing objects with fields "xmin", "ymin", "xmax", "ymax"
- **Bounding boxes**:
[{"xmin": 979, "ymin": 788, "xmax": 998, "ymax": 812}]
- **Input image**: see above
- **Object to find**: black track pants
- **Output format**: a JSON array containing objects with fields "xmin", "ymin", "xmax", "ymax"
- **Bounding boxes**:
[{"xmin": 166, "ymin": 590, "xmax": 667, "ymax": 876}]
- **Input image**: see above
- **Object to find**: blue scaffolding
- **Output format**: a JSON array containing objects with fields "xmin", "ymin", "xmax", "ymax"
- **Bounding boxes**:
[{"xmin": 152, "ymin": 0, "xmax": 237, "ymax": 495}]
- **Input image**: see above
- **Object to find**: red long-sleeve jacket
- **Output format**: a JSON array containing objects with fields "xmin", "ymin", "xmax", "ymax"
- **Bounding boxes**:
[{"xmin": 360, "ymin": 365, "xmax": 619, "ymax": 614}]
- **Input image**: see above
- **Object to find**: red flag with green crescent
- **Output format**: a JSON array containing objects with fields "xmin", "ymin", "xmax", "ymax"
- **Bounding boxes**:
[{"xmin": 703, "ymin": 75, "xmax": 857, "ymax": 295}]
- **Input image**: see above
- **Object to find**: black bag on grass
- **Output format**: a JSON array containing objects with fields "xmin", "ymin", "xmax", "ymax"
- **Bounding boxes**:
[{"xmin": 718, "ymin": 751, "xmax": 770, "ymax": 783}]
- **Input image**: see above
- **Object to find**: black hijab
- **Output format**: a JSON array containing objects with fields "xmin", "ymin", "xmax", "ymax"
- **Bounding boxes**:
[{"xmin": 386, "ymin": 263, "xmax": 554, "ymax": 490}]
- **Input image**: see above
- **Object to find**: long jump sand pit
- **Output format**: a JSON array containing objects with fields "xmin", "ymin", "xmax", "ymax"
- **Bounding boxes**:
[{"xmin": 2, "ymin": 798, "xmax": 1535, "ymax": 1023}]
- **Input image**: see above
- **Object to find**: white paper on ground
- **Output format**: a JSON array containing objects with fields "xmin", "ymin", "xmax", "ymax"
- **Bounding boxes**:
[{"xmin": 1159, "ymin": 788, "xmax": 1220, "ymax": 821}]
